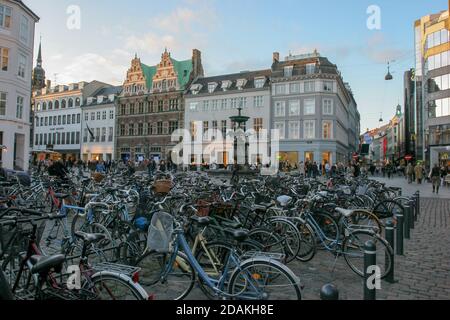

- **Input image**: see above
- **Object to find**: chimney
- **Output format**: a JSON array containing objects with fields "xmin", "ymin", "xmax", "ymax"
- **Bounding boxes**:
[
  {"xmin": 273, "ymin": 52, "xmax": 280, "ymax": 63},
  {"xmin": 192, "ymin": 49, "xmax": 204, "ymax": 78}
]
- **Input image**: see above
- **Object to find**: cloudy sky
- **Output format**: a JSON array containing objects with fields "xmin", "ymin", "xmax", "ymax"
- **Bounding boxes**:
[{"xmin": 25, "ymin": 0, "xmax": 448, "ymax": 131}]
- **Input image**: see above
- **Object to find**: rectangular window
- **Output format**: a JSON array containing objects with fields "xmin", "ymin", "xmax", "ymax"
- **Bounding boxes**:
[
  {"xmin": 83, "ymin": 129, "xmax": 88, "ymax": 143},
  {"xmin": 101, "ymin": 127, "xmax": 106, "ymax": 142},
  {"xmin": 18, "ymin": 54, "xmax": 26, "ymax": 78},
  {"xmin": 203, "ymin": 100, "xmax": 209, "ymax": 111},
  {"xmin": 35, "ymin": 134, "xmax": 38, "ymax": 146},
  {"xmin": 96, "ymin": 112, "xmax": 101, "ymax": 120},
  {"xmin": 189, "ymin": 102, "xmax": 198, "ymax": 111},
  {"xmin": 85, "ymin": 113, "xmax": 88, "ymax": 121},
  {"xmin": 19, "ymin": 15, "xmax": 29, "ymax": 44},
  {"xmin": 138, "ymin": 102, "xmax": 144, "ymax": 114},
  {"xmin": 0, "ymin": 5, "xmax": 12, "ymax": 29},
  {"xmin": 58, "ymin": 115, "xmax": 61, "ymax": 125},
  {"xmin": 102, "ymin": 111, "xmax": 107, "ymax": 120},
  {"xmin": 254, "ymin": 78, "xmax": 265, "ymax": 89},
  {"xmin": 275, "ymin": 101, "xmax": 286, "ymax": 117},
  {"xmin": 76, "ymin": 132, "xmax": 80, "ymax": 144},
  {"xmin": 306, "ymin": 63, "xmax": 315, "ymax": 75},
  {"xmin": 323, "ymin": 99, "xmax": 333, "ymax": 115},
  {"xmin": 304, "ymin": 81, "xmax": 315, "ymax": 93},
  {"xmin": 45, "ymin": 117, "xmax": 48, "ymax": 126},
  {"xmin": 110, "ymin": 110, "xmax": 114, "ymax": 119},
  {"xmin": 221, "ymin": 99, "xmax": 227, "ymax": 110},
  {"xmin": 95, "ymin": 128, "xmax": 100, "ymax": 142},
  {"xmin": 108, "ymin": 127, "xmax": 113, "ymax": 141},
  {"xmin": 211, "ymin": 100, "xmax": 218, "ymax": 111},
  {"xmin": 230, "ymin": 98, "xmax": 238, "ymax": 109},
  {"xmin": 0, "ymin": 48, "xmax": 9, "ymax": 71},
  {"xmin": 290, "ymin": 82, "xmax": 300, "ymax": 94},
  {"xmin": 203, "ymin": 121, "xmax": 209, "ymax": 140},
  {"xmin": 169, "ymin": 99, "xmax": 178, "ymax": 110},
  {"xmin": 221, "ymin": 120, "xmax": 227, "ymax": 137},
  {"xmin": 67, "ymin": 115, "xmax": 71, "ymax": 125},
  {"xmin": 323, "ymin": 81, "xmax": 333, "ymax": 92},
  {"xmin": 323, "ymin": 121, "xmax": 333, "ymax": 139},
  {"xmin": 275, "ymin": 84, "xmax": 287, "ymax": 95},
  {"xmin": 120, "ymin": 124, "xmax": 125, "ymax": 136},
  {"xmin": 158, "ymin": 101, "xmax": 163, "ymax": 112},
  {"xmin": 304, "ymin": 98, "xmax": 316, "ymax": 115},
  {"xmin": 289, "ymin": 100, "xmax": 300, "ymax": 116},
  {"xmin": 77, "ymin": 114, "xmax": 80, "ymax": 123},
  {"xmin": 169, "ymin": 121, "xmax": 178, "ymax": 134},
  {"xmin": 157, "ymin": 122, "xmax": 163, "ymax": 135},
  {"xmin": 71, "ymin": 132, "xmax": 75, "ymax": 145},
  {"xmin": 0, "ymin": 92, "xmax": 6, "ymax": 115},
  {"xmin": 120, "ymin": 104, "xmax": 126, "ymax": 115},
  {"xmin": 303, "ymin": 120, "xmax": 316, "ymax": 139},
  {"xmin": 138, "ymin": 123, "xmax": 143, "ymax": 136},
  {"xmin": 16, "ymin": 96, "xmax": 24, "ymax": 119},
  {"xmin": 274, "ymin": 122, "xmax": 285, "ymax": 140},
  {"xmin": 91, "ymin": 112, "xmax": 95, "ymax": 121},
  {"xmin": 288, "ymin": 121, "xmax": 300, "ymax": 139},
  {"xmin": 284, "ymin": 66, "xmax": 293, "ymax": 77},
  {"xmin": 128, "ymin": 123, "xmax": 134, "ymax": 136},
  {"xmin": 240, "ymin": 97, "xmax": 247, "ymax": 108},
  {"xmin": 254, "ymin": 96, "xmax": 263, "ymax": 107}
]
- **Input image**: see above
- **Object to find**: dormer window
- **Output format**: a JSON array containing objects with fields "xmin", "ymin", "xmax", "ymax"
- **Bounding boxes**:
[
  {"xmin": 284, "ymin": 66, "xmax": 293, "ymax": 77},
  {"xmin": 208, "ymin": 83, "xmax": 217, "ymax": 93},
  {"xmin": 254, "ymin": 77, "xmax": 266, "ymax": 89},
  {"xmin": 190, "ymin": 84, "xmax": 202, "ymax": 95},
  {"xmin": 221, "ymin": 80, "xmax": 232, "ymax": 91},
  {"xmin": 236, "ymin": 79, "xmax": 247, "ymax": 90},
  {"xmin": 306, "ymin": 63, "xmax": 315, "ymax": 75}
]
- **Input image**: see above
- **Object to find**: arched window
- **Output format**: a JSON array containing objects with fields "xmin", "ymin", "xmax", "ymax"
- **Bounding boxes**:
[
  {"xmin": 75, "ymin": 98, "xmax": 81, "ymax": 106},
  {"xmin": 37, "ymin": 103, "xmax": 41, "ymax": 111},
  {"xmin": 54, "ymin": 100, "xmax": 60, "ymax": 109},
  {"xmin": 68, "ymin": 98, "xmax": 74, "ymax": 108},
  {"xmin": 48, "ymin": 101, "xmax": 53, "ymax": 110},
  {"xmin": 61, "ymin": 100, "xmax": 66, "ymax": 109},
  {"xmin": 42, "ymin": 102, "xmax": 47, "ymax": 111}
]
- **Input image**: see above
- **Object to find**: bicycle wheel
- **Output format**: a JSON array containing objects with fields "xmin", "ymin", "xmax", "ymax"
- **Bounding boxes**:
[
  {"xmin": 88, "ymin": 273, "xmax": 147, "ymax": 300},
  {"xmin": 267, "ymin": 218, "xmax": 301, "ymax": 263},
  {"xmin": 343, "ymin": 209, "xmax": 382, "ymax": 235},
  {"xmin": 293, "ymin": 218, "xmax": 316, "ymax": 262},
  {"xmin": 135, "ymin": 251, "xmax": 195, "ymax": 300},
  {"xmin": 228, "ymin": 259, "xmax": 302, "ymax": 300},
  {"xmin": 342, "ymin": 230, "xmax": 393, "ymax": 279},
  {"xmin": 311, "ymin": 211, "xmax": 339, "ymax": 250},
  {"xmin": 247, "ymin": 228, "xmax": 286, "ymax": 259}
]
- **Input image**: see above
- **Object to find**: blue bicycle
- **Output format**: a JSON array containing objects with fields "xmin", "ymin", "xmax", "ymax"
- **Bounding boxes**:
[{"xmin": 135, "ymin": 212, "xmax": 302, "ymax": 300}]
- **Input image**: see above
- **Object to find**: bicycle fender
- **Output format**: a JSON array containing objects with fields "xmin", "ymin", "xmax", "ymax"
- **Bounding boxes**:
[{"xmin": 90, "ymin": 270, "xmax": 149, "ymax": 300}]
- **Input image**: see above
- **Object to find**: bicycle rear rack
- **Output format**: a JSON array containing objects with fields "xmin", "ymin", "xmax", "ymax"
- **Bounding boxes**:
[
  {"xmin": 92, "ymin": 262, "xmax": 141, "ymax": 277},
  {"xmin": 240, "ymin": 251, "xmax": 286, "ymax": 262}
]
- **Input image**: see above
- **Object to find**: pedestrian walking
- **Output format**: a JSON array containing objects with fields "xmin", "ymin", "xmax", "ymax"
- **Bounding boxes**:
[
  {"xmin": 430, "ymin": 164, "xmax": 441, "ymax": 194},
  {"xmin": 414, "ymin": 162, "xmax": 423, "ymax": 184}
]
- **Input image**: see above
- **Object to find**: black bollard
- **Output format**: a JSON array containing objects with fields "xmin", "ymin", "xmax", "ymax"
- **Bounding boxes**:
[
  {"xmin": 409, "ymin": 200, "xmax": 415, "ymax": 229},
  {"xmin": 320, "ymin": 284, "xmax": 339, "ymax": 300},
  {"xmin": 416, "ymin": 191, "xmax": 420, "ymax": 218},
  {"xmin": 404, "ymin": 205, "xmax": 411, "ymax": 239},
  {"xmin": 396, "ymin": 213, "xmax": 404, "ymax": 255},
  {"xmin": 384, "ymin": 219, "xmax": 396, "ymax": 283},
  {"xmin": 364, "ymin": 240, "xmax": 377, "ymax": 300}
]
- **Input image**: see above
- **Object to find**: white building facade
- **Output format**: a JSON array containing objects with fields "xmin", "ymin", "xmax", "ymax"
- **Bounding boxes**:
[
  {"xmin": 81, "ymin": 86, "xmax": 122, "ymax": 162},
  {"xmin": 184, "ymin": 70, "xmax": 272, "ymax": 167},
  {"xmin": 32, "ymin": 81, "xmax": 111, "ymax": 161},
  {"xmin": 0, "ymin": 0, "xmax": 39, "ymax": 170}
]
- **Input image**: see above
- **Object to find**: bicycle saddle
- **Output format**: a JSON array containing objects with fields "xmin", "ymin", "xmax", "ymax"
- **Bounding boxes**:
[
  {"xmin": 74, "ymin": 232, "xmax": 107, "ymax": 244},
  {"xmin": 30, "ymin": 254, "xmax": 65, "ymax": 275},
  {"xmin": 54, "ymin": 193, "xmax": 70, "ymax": 199},
  {"xmin": 335, "ymin": 207, "xmax": 354, "ymax": 217},
  {"xmin": 276, "ymin": 195, "xmax": 292, "ymax": 207},
  {"xmin": 226, "ymin": 229, "xmax": 248, "ymax": 242},
  {"xmin": 190, "ymin": 215, "xmax": 211, "ymax": 226}
]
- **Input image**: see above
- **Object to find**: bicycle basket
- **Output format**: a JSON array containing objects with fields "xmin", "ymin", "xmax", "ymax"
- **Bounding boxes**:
[{"xmin": 147, "ymin": 212, "xmax": 174, "ymax": 253}]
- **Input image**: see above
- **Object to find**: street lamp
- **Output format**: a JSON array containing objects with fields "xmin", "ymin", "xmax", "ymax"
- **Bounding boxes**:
[{"xmin": 385, "ymin": 62, "xmax": 393, "ymax": 81}]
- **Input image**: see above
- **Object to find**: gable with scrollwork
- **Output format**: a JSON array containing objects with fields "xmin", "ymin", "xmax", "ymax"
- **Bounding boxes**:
[
  {"xmin": 123, "ymin": 57, "xmax": 147, "ymax": 96},
  {"xmin": 152, "ymin": 51, "xmax": 178, "ymax": 92}
]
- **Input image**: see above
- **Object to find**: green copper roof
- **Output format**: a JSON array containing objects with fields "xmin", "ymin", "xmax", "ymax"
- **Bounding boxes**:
[
  {"xmin": 140, "ymin": 63, "xmax": 157, "ymax": 90},
  {"xmin": 139, "ymin": 58, "xmax": 193, "ymax": 91},
  {"xmin": 171, "ymin": 58, "xmax": 193, "ymax": 90}
]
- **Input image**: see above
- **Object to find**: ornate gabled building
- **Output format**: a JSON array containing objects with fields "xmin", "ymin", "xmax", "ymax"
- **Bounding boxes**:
[{"xmin": 116, "ymin": 49, "xmax": 203, "ymax": 162}]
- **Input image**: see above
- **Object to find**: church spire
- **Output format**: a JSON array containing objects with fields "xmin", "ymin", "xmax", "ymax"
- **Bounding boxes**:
[
  {"xmin": 37, "ymin": 38, "xmax": 42, "ymax": 66},
  {"xmin": 32, "ymin": 37, "xmax": 46, "ymax": 91}
]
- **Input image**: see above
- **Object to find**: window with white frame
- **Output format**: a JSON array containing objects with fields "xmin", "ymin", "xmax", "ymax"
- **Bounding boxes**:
[
  {"xmin": 212, "ymin": 100, "xmax": 218, "ymax": 111},
  {"xmin": 254, "ymin": 96, "xmax": 263, "ymax": 107},
  {"xmin": 221, "ymin": 99, "xmax": 227, "ymax": 110},
  {"xmin": 18, "ymin": 54, "xmax": 26, "ymax": 78},
  {"xmin": 288, "ymin": 121, "xmax": 300, "ymax": 139},
  {"xmin": 1, "ymin": 48, "xmax": 9, "ymax": 71},
  {"xmin": 16, "ymin": 96, "xmax": 24, "ymax": 119},
  {"xmin": 0, "ymin": 5, "xmax": 12, "ymax": 29},
  {"xmin": 0, "ymin": 92, "xmax": 6, "ymax": 116},
  {"xmin": 304, "ymin": 81, "xmax": 315, "ymax": 93},
  {"xmin": 230, "ymin": 98, "xmax": 238, "ymax": 109},
  {"xmin": 203, "ymin": 100, "xmax": 209, "ymax": 111},
  {"xmin": 254, "ymin": 78, "xmax": 265, "ymax": 89},
  {"xmin": 306, "ymin": 63, "xmax": 315, "ymax": 75},
  {"xmin": 323, "ymin": 81, "xmax": 333, "ymax": 92},
  {"xmin": 304, "ymin": 98, "xmax": 315, "ymax": 115},
  {"xmin": 274, "ymin": 121, "xmax": 285, "ymax": 139},
  {"xmin": 275, "ymin": 84, "xmax": 287, "ymax": 95},
  {"xmin": 84, "ymin": 112, "xmax": 88, "ymax": 121},
  {"xmin": 110, "ymin": 110, "xmax": 114, "ymax": 119},
  {"xmin": 239, "ymin": 97, "xmax": 247, "ymax": 108},
  {"xmin": 208, "ymin": 83, "xmax": 217, "ymax": 93},
  {"xmin": 102, "ymin": 111, "xmax": 107, "ymax": 120},
  {"xmin": 303, "ymin": 120, "xmax": 315, "ymax": 139},
  {"xmin": 284, "ymin": 66, "xmax": 293, "ymax": 77},
  {"xmin": 289, "ymin": 100, "xmax": 300, "ymax": 116},
  {"xmin": 323, "ymin": 99, "xmax": 333, "ymax": 115},
  {"xmin": 19, "ymin": 15, "xmax": 29, "ymax": 44},
  {"xmin": 322, "ymin": 121, "xmax": 333, "ymax": 139},
  {"xmin": 290, "ymin": 82, "xmax": 300, "ymax": 94},
  {"xmin": 274, "ymin": 101, "xmax": 286, "ymax": 117},
  {"xmin": 189, "ymin": 102, "xmax": 198, "ymax": 111}
]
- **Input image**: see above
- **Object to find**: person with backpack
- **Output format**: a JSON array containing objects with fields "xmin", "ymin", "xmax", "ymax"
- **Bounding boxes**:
[{"xmin": 430, "ymin": 164, "xmax": 441, "ymax": 194}]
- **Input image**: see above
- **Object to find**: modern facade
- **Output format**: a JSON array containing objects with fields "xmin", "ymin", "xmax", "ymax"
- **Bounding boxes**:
[
  {"xmin": 116, "ymin": 49, "xmax": 204, "ymax": 162},
  {"xmin": 270, "ymin": 51, "xmax": 360, "ymax": 166},
  {"xmin": 81, "ymin": 86, "xmax": 122, "ymax": 162},
  {"xmin": 184, "ymin": 69, "xmax": 272, "ymax": 166},
  {"xmin": 0, "ymin": 0, "xmax": 39, "ymax": 170},
  {"xmin": 415, "ymin": 6, "xmax": 450, "ymax": 168},
  {"xmin": 404, "ymin": 69, "xmax": 418, "ymax": 159},
  {"xmin": 32, "ymin": 80, "xmax": 111, "ymax": 161}
]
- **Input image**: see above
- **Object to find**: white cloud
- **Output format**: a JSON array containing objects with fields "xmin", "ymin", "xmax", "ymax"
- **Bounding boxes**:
[{"xmin": 363, "ymin": 33, "xmax": 408, "ymax": 64}]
